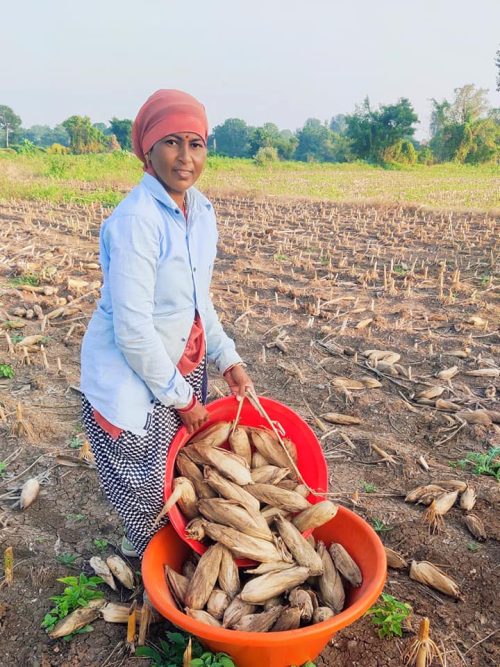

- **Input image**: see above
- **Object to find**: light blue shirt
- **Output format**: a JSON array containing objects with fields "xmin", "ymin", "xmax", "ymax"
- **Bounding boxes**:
[{"xmin": 80, "ymin": 173, "xmax": 242, "ymax": 435}]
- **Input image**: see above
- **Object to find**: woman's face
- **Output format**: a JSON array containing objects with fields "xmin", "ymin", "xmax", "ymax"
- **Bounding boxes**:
[{"xmin": 148, "ymin": 132, "xmax": 207, "ymax": 202}]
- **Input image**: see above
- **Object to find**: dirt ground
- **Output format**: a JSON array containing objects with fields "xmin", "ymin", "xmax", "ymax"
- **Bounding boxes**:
[{"xmin": 0, "ymin": 195, "xmax": 498, "ymax": 667}]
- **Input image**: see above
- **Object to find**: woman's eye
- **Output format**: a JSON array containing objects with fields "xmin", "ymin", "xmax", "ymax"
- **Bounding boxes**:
[{"xmin": 165, "ymin": 139, "xmax": 177, "ymax": 146}]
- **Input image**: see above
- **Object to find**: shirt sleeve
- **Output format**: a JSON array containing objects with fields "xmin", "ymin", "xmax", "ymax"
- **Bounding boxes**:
[{"xmin": 104, "ymin": 215, "xmax": 193, "ymax": 409}]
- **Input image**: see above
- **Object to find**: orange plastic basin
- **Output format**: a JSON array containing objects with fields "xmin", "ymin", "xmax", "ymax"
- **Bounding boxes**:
[
  {"xmin": 164, "ymin": 395, "xmax": 329, "ymax": 564},
  {"xmin": 142, "ymin": 507, "xmax": 387, "ymax": 667}
]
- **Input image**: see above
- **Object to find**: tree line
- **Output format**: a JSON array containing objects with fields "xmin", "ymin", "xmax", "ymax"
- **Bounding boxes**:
[{"xmin": 1, "ymin": 80, "xmax": 499, "ymax": 166}]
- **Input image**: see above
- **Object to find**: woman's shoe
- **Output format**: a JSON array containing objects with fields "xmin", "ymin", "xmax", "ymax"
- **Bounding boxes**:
[{"xmin": 121, "ymin": 535, "xmax": 139, "ymax": 558}]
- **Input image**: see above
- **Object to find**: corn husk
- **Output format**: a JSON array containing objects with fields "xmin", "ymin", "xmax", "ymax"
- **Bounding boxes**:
[
  {"xmin": 176, "ymin": 453, "xmax": 216, "ymax": 499},
  {"xmin": 432, "ymin": 479, "xmax": 467, "ymax": 492},
  {"xmin": 424, "ymin": 490, "xmax": 459, "ymax": 532},
  {"xmin": 245, "ymin": 562, "xmax": 295, "ymax": 575},
  {"xmin": 463, "ymin": 514, "xmax": 487, "ymax": 541},
  {"xmin": 240, "ymin": 567, "xmax": 310, "ymax": 604},
  {"xmin": 218, "ymin": 547, "xmax": 240, "ymax": 599},
  {"xmin": 274, "ymin": 514, "xmax": 324, "ymax": 575},
  {"xmin": 182, "ymin": 559, "xmax": 197, "ymax": 579},
  {"xmin": 261, "ymin": 506, "xmax": 291, "ymax": 524},
  {"xmin": 249, "ymin": 428, "xmax": 291, "ymax": 469},
  {"xmin": 444, "ymin": 348, "xmax": 470, "ymax": 358},
  {"xmin": 222, "ymin": 598, "xmax": 257, "ymax": 628},
  {"xmin": 405, "ymin": 485, "xmax": 446, "ymax": 505},
  {"xmin": 101, "ymin": 602, "xmax": 159, "ymax": 624},
  {"xmin": 312, "ymin": 606, "xmax": 334, "ymax": 623},
  {"xmin": 435, "ymin": 398, "xmax": 461, "ymax": 411},
  {"xmin": 190, "ymin": 421, "xmax": 231, "ymax": 446},
  {"xmin": 165, "ymin": 566, "xmax": 189, "ymax": 608},
  {"xmin": 466, "ymin": 316, "xmax": 488, "ymax": 327},
  {"xmin": 49, "ymin": 599, "xmax": 105, "ymax": 638},
  {"xmin": 328, "ymin": 543, "xmax": 362, "ymax": 587},
  {"xmin": 363, "ymin": 350, "xmax": 400, "ymax": 365},
  {"xmin": 233, "ymin": 606, "xmax": 284, "ymax": 632},
  {"xmin": 229, "ymin": 426, "xmax": 252, "ymax": 466},
  {"xmin": 384, "ymin": 547, "xmax": 408, "ymax": 569},
  {"xmin": 332, "ymin": 377, "xmax": 365, "ymax": 390},
  {"xmin": 263, "ymin": 595, "xmax": 283, "ymax": 611},
  {"xmin": 405, "ymin": 617, "xmax": 445, "ymax": 667},
  {"xmin": 317, "ymin": 542, "xmax": 344, "ymax": 612},
  {"xmin": 203, "ymin": 522, "xmax": 284, "ymax": 562},
  {"xmin": 360, "ymin": 377, "xmax": 382, "ymax": 389},
  {"xmin": 294, "ymin": 484, "xmax": 309, "ymax": 498},
  {"xmin": 252, "ymin": 451, "xmax": 269, "ymax": 468},
  {"xmin": 246, "ymin": 484, "xmax": 310, "ymax": 513},
  {"xmin": 198, "ymin": 498, "xmax": 273, "ymax": 542},
  {"xmin": 436, "ymin": 366, "xmax": 458, "ymax": 380},
  {"xmin": 251, "ymin": 465, "xmax": 291, "ymax": 485},
  {"xmin": 185, "ymin": 518, "xmax": 206, "ymax": 541},
  {"xmin": 409, "ymin": 560, "xmax": 461, "ymax": 599},
  {"xmin": 306, "ymin": 534, "xmax": 316, "ymax": 549},
  {"xmin": 320, "ymin": 413, "xmax": 362, "ymax": 425},
  {"xmin": 89, "ymin": 556, "xmax": 117, "ymax": 591},
  {"xmin": 465, "ymin": 368, "xmax": 499, "ymax": 378},
  {"xmin": 191, "ymin": 445, "xmax": 252, "ymax": 485},
  {"xmin": 155, "ymin": 477, "xmax": 198, "ymax": 525},
  {"xmin": 106, "ymin": 555, "xmax": 134, "ymax": 590},
  {"xmin": 204, "ymin": 467, "xmax": 260, "ymax": 513},
  {"xmin": 185, "ymin": 608, "xmax": 221, "ymax": 627},
  {"xmin": 288, "ymin": 588, "xmax": 314, "ymax": 622},
  {"xmin": 416, "ymin": 386, "xmax": 445, "ymax": 401},
  {"xmin": 19, "ymin": 478, "xmax": 40, "ymax": 509},
  {"xmin": 207, "ymin": 589, "xmax": 230, "ymax": 620},
  {"xmin": 292, "ymin": 501, "xmax": 338, "ymax": 532},
  {"xmin": 272, "ymin": 606, "xmax": 302, "ymax": 631},
  {"xmin": 185, "ymin": 543, "xmax": 223, "ymax": 610},
  {"xmin": 277, "ymin": 479, "xmax": 299, "ymax": 491},
  {"xmin": 460, "ymin": 486, "xmax": 477, "ymax": 511},
  {"xmin": 455, "ymin": 410, "xmax": 492, "ymax": 425}
]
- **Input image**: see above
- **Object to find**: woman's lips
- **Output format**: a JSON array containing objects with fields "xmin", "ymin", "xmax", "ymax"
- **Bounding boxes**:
[{"xmin": 174, "ymin": 169, "xmax": 192, "ymax": 179}]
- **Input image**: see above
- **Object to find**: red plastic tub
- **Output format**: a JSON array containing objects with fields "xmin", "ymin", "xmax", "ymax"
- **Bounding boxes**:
[
  {"xmin": 142, "ymin": 507, "xmax": 387, "ymax": 667},
  {"xmin": 164, "ymin": 395, "xmax": 329, "ymax": 561}
]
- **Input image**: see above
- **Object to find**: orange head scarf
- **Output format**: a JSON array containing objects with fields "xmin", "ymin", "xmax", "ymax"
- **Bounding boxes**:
[{"xmin": 132, "ymin": 89, "xmax": 208, "ymax": 174}]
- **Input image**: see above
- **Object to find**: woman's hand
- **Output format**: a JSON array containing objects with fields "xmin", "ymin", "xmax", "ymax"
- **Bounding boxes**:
[
  {"xmin": 177, "ymin": 400, "xmax": 209, "ymax": 434},
  {"xmin": 223, "ymin": 363, "xmax": 254, "ymax": 399}
]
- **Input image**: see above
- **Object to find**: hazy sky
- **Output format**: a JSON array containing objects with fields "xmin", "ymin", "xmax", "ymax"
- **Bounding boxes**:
[{"xmin": 3, "ymin": 0, "xmax": 499, "ymax": 139}]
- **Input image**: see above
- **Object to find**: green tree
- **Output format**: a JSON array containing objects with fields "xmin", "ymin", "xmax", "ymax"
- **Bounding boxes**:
[
  {"xmin": 109, "ymin": 118, "xmax": 132, "ymax": 151},
  {"xmin": 330, "ymin": 114, "xmax": 348, "ymax": 134},
  {"xmin": 449, "ymin": 84, "xmax": 489, "ymax": 124},
  {"xmin": 61, "ymin": 115, "xmax": 108, "ymax": 154},
  {"xmin": 93, "ymin": 122, "xmax": 110, "ymax": 135},
  {"xmin": 295, "ymin": 118, "xmax": 337, "ymax": 161},
  {"xmin": 0, "ymin": 105, "xmax": 22, "ymax": 147},
  {"xmin": 21, "ymin": 124, "xmax": 69, "ymax": 147},
  {"xmin": 212, "ymin": 118, "xmax": 253, "ymax": 157}
]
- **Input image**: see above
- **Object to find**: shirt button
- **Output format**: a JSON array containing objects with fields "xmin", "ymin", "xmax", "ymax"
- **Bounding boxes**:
[
  {"xmin": 181, "ymin": 337, "xmax": 186, "ymax": 342},
  {"xmin": 193, "ymin": 267, "xmax": 197, "ymax": 272},
  {"xmin": 175, "ymin": 209, "xmax": 180, "ymax": 214}
]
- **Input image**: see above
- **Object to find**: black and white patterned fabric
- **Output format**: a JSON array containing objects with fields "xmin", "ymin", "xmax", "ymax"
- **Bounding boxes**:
[{"xmin": 81, "ymin": 357, "xmax": 208, "ymax": 558}]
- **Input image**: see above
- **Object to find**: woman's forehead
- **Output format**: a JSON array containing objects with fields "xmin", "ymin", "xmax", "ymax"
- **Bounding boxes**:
[{"xmin": 163, "ymin": 132, "xmax": 204, "ymax": 140}]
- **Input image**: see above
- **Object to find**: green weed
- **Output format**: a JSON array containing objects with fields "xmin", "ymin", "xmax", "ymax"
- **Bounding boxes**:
[
  {"xmin": 135, "ymin": 631, "xmax": 236, "ymax": 667},
  {"xmin": 450, "ymin": 447, "xmax": 500, "ymax": 480},
  {"xmin": 93, "ymin": 539, "xmax": 108, "ymax": 552},
  {"xmin": 66, "ymin": 513, "xmax": 85, "ymax": 523},
  {"xmin": 0, "ymin": 364, "xmax": 14, "ymax": 379},
  {"xmin": 41, "ymin": 573, "xmax": 104, "ymax": 638},
  {"xmin": 56, "ymin": 553, "xmax": 79, "ymax": 567},
  {"xmin": 372, "ymin": 519, "xmax": 393, "ymax": 533},
  {"xmin": 9, "ymin": 273, "xmax": 40, "ymax": 287},
  {"xmin": 467, "ymin": 542, "xmax": 481, "ymax": 553},
  {"xmin": 366, "ymin": 593, "xmax": 412, "ymax": 638},
  {"xmin": 362, "ymin": 482, "xmax": 377, "ymax": 493},
  {"xmin": 68, "ymin": 435, "xmax": 82, "ymax": 449},
  {"xmin": 0, "ymin": 461, "xmax": 7, "ymax": 478}
]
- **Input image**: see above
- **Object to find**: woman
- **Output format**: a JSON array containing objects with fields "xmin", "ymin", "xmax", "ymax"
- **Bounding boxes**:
[{"xmin": 80, "ymin": 89, "xmax": 253, "ymax": 558}]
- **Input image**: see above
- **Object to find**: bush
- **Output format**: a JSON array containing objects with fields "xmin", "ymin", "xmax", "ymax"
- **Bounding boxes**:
[
  {"xmin": 418, "ymin": 146, "xmax": 435, "ymax": 165},
  {"xmin": 47, "ymin": 143, "xmax": 70, "ymax": 155},
  {"xmin": 383, "ymin": 139, "xmax": 417, "ymax": 165},
  {"xmin": 254, "ymin": 146, "xmax": 279, "ymax": 165}
]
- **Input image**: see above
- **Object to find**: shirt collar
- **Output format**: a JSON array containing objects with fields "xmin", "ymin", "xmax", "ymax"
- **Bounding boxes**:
[{"xmin": 141, "ymin": 173, "xmax": 212, "ymax": 213}]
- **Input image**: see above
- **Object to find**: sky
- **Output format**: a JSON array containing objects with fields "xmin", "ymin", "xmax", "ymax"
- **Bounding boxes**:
[{"xmin": 2, "ymin": 0, "xmax": 499, "ymax": 140}]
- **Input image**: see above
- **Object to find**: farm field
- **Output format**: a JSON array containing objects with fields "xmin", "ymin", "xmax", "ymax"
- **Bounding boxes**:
[{"xmin": 0, "ymin": 185, "xmax": 499, "ymax": 666}]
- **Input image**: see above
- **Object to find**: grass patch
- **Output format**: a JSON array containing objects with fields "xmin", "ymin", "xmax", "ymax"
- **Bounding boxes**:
[{"xmin": 450, "ymin": 447, "xmax": 500, "ymax": 480}]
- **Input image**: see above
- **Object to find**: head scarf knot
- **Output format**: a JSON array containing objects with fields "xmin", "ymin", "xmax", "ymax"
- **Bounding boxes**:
[{"xmin": 132, "ymin": 89, "xmax": 208, "ymax": 174}]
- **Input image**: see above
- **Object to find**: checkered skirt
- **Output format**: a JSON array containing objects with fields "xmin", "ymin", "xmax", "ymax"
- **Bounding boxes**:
[{"xmin": 82, "ymin": 358, "xmax": 207, "ymax": 557}]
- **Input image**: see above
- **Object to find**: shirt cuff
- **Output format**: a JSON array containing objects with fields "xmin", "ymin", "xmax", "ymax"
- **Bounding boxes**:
[
  {"xmin": 176, "ymin": 394, "xmax": 198, "ymax": 413},
  {"xmin": 215, "ymin": 349, "xmax": 243, "ymax": 375}
]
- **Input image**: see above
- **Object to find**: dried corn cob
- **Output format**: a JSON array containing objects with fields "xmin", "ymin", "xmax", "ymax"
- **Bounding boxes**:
[
  {"xmin": 432, "ymin": 479, "xmax": 467, "ymax": 492},
  {"xmin": 49, "ymin": 599, "xmax": 105, "ymax": 638},
  {"xmin": 261, "ymin": 506, "xmax": 291, "ymax": 524},
  {"xmin": 222, "ymin": 598, "xmax": 257, "ymax": 628},
  {"xmin": 89, "ymin": 556, "xmax": 117, "ymax": 591},
  {"xmin": 185, "ymin": 608, "xmax": 221, "ymax": 627},
  {"xmin": 409, "ymin": 561, "xmax": 461, "ymax": 599},
  {"xmin": 459, "ymin": 486, "xmax": 477, "ymax": 511},
  {"xmin": 312, "ymin": 607, "xmax": 334, "ymax": 623},
  {"xmin": 463, "ymin": 514, "xmax": 487, "ymax": 541},
  {"xmin": 182, "ymin": 559, "xmax": 197, "ymax": 579},
  {"xmin": 317, "ymin": 542, "xmax": 345, "ymax": 612},
  {"xmin": 263, "ymin": 596, "xmax": 283, "ymax": 611},
  {"xmin": 19, "ymin": 478, "xmax": 40, "ymax": 509},
  {"xmin": 165, "ymin": 566, "xmax": 189, "ymax": 609},
  {"xmin": 185, "ymin": 518, "xmax": 206, "ymax": 541},
  {"xmin": 185, "ymin": 543, "xmax": 223, "ymax": 610},
  {"xmin": 204, "ymin": 466, "xmax": 260, "ymax": 513},
  {"xmin": 328, "ymin": 543, "xmax": 362, "ymax": 587},
  {"xmin": 203, "ymin": 521, "xmax": 284, "ymax": 562},
  {"xmin": 154, "ymin": 477, "xmax": 198, "ymax": 526},
  {"xmin": 272, "ymin": 606, "xmax": 302, "ymax": 631},
  {"xmin": 198, "ymin": 498, "xmax": 273, "ymax": 541},
  {"xmin": 384, "ymin": 547, "xmax": 408, "ymax": 569},
  {"xmin": 251, "ymin": 465, "xmax": 291, "ymax": 485},
  {"xmin": 245, "ymin": 483, "xmax": 310, "ymax": 513},
  {"xmin": 106, "ymin": 555, "xmax": 134, "ymax": 590},
  {"xmin": 292, "ymin": 501, "xmax": 338, "ymax": 532},
  {"xmin": 233, "ymin": 606, "xmax": 284, "ymax": 632},
  {"xmin": 229, "ymin": 426, "xmax": 252, "ymax": 466},
  {"xmin": 240, "ymin": 566, "xmax": 310, "ymax": 604},
  {"xmin": 288, "ymin": 588, "xmax": 314, "ymax": 622},
  {"xmin": 245, "ymin": 562, "xmax": 295, "ymax": 575},
  {"xmin": 252, "ymin": 451, "xmax": 269, "ymax": 468},
  {"xmin": 274, "ymin": 514, "xmax": 324, "ymax": 575},
  {"xmin": 218, "ymin": 547, "xmax": 240, "ymax": 599},
  {"xmin": 190, "ymin": 421, "xmax": 231, "ymax": 446},
  {"xmin": 424, "ymin": 490, "xmax": 458, "ymax": 533},
  {"xmin": 192, "ymin": 445, "xmax": 253, "ymax": 485},
  {"xmin": 207, "ymin": 589, "xmax": 230, "ymax": 620},
  {"xmin": 176, "ymin": 453, "xmax": 216, "ymax": 499},
  {"xmin": 249, "ymin": 428, "xmax": 291, "ymax": 468},
  {"xmin": 405, "ymin": 485, "xmax": 446, "ymax": 504}
]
